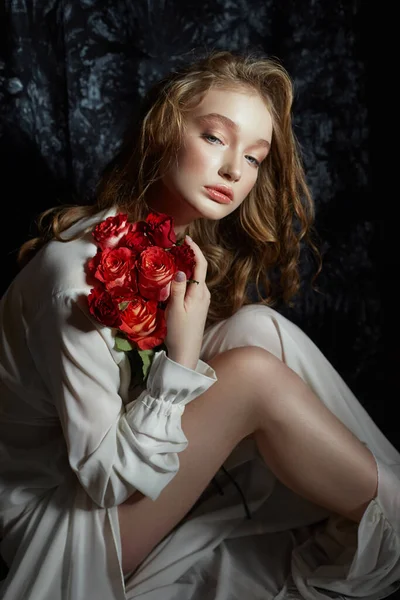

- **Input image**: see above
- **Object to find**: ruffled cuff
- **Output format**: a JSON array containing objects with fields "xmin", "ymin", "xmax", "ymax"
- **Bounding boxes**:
[
  {"xmin": 132, "ymin": 350, "xmax": 217, "ymax": 415},
  {"xmin": 121, "ymin": 351, "xmax": 217, "ymax": 500}
]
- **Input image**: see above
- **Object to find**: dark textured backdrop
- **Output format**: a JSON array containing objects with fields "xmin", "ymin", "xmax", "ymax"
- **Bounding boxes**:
[{"xmin": 0, "ymin": 2, "xmax": 391, "ymax": 447}]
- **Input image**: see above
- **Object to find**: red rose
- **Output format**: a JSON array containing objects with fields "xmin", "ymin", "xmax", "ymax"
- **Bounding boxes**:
[
  {"xmin": 145, "ymin": 212, "xmax": 176, "ymax": 248},
  {"xmin": 137, "ymin": 246, "xmax": 177, "ymax": 302},
  {"xmin": 94, "ymin": 247, "xmax": 138, "ymax": 297},
  {"xmin": 88, "ymin": 288, "xmax": 122, "ymax": 328},
  {"xmin": 119, "ymin": 223, "xmax": 152, "ymax": 256},
  {"xmin": 119, "ymin": 298, "xmax": 167, "ymax": 350},
  {"xmin": 92, "ymin": 213, "xmax": 131, "ymax": 250},
  {"xmin": 169, "ymin": 242, "xmax": 196, "ymax": 279}
]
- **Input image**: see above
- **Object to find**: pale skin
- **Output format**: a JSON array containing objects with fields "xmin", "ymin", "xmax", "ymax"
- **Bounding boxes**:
[{"xmin": 117, "ymin": 87, "xmax": 378, "ymax": 576}]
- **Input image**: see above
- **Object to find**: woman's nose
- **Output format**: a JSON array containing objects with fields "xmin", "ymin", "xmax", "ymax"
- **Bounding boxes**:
[{"xmin": 218, "ymin": 156, "xmax": 241, "ymax": 182}]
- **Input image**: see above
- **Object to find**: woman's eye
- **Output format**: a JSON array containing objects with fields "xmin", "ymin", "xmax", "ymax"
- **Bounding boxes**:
[
  {"xmin": 202, "ymin": 134, "xmax": 223, "ymax": 144},
  {"xmin": 246, "ymin": 156, "xmax": 260, "ymax": 167}
]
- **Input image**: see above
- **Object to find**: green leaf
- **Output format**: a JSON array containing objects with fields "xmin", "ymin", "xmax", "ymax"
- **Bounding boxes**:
[
  {"xmin": 118, "ymin": 301, "xmax": 130, "ymax": 311},
  {"xmin": 115, "ymin": 336, "xmax": 134, "ymax": 352},
  {"xmin": 138, "ymin": 349, "xmax": 155, "ymax": 379}
]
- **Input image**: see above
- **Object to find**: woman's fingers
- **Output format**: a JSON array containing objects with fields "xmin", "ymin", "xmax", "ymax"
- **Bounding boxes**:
[
  {"xmin": 185, "ymin": 236, "xmax": 208, "ymax": 299},
  {"xmin": 164, "ymin": 236, "xmax": 210, "ymax": 368}
]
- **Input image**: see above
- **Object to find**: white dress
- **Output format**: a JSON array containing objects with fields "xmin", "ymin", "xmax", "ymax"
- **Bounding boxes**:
[{"xmin": 0, "ymin": 209, "xmax": 399, "ymax": 600}]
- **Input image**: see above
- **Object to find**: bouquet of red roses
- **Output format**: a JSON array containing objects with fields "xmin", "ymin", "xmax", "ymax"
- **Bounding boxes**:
[{"xmin": 86, "ymin": 211, "xmax": 196, "ymax": 382}]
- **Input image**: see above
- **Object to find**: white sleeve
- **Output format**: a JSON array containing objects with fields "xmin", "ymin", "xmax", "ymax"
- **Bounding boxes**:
[{"xmin": 27, "ymin": 291, "xmax": 217, "ymax": 507}]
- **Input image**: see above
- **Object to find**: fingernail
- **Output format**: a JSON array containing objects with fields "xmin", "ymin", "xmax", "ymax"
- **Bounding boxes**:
[
  {"xmin": 174, "ymin": 271, "xmax": 186, "ymax": 282},
  {"xmin": 185, "ymin": 235, "xmax": 192, "ymax": 242}
]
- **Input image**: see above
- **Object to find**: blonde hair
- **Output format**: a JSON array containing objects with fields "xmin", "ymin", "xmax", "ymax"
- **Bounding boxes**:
[{"xmin": 18, "ymin": 49, "xmax": 320, "ymax": 328}]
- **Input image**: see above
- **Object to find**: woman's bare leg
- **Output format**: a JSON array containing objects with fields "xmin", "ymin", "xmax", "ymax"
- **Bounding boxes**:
[
  {"xmin": 250, "ymin": 357, "xmax": 378, "ymax": 524},
  {"xmin": 118, "ymin": 346, "xmax": 378, "ymax": 576},
  {"xmin": 118, "ymin": 346, "xmax": 265, "ymax": 575}
]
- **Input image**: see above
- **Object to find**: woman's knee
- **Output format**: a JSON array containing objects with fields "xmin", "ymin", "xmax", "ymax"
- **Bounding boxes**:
[
  {"xmin": 208, "ymin": 344, "xmax": 296, "ymax": 429},
  {"xmin": 193, "ymin": 346, "xmax": 277, "ymax": 440},
  {"xmin": 207, "ymin": 345, "xmax": 277, "ymax": 394}
]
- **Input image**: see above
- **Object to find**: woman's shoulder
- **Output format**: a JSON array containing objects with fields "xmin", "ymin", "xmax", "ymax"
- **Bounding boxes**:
[{"xmin": 5, "ymin": 209, "xmax": 117, "ymax": 322}]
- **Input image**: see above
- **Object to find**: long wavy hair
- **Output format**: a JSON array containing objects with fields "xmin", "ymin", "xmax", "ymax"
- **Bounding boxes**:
[{"xmin": 18, "ymin": 50, "xmax": 320, "ymax": 328}]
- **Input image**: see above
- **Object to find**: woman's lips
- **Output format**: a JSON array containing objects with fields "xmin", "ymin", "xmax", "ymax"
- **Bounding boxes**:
[{"xmin": 204, "ymin": 187, "xmax": 233, "ymax": 204}]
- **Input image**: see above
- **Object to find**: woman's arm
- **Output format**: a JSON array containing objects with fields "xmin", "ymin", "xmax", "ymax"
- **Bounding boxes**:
[{"xmin": 27, "ymin": 290, "xmax": 217, "ymax": 508}]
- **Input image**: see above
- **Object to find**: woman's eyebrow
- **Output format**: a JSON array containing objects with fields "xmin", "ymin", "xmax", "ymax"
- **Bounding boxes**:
[{"xmin": 195, "ymin": 112, "xmax": 270, "ymax": 149}]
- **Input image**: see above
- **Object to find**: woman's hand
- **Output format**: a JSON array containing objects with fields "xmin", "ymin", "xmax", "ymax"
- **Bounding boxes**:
[{"xmin": 164, "ymin": 236, "xmax": 211, "ymax": 370}]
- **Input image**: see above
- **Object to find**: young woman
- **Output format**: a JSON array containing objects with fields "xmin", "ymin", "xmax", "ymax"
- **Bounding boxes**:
[{"xmin": 0, "ymin": 50, "xmax": 399, "ymax": 600}]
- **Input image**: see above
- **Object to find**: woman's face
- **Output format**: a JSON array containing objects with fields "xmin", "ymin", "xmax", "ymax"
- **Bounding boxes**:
[{"xmin": 149, "ymin": 87, "xmax": 273, "ymax": 234}]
